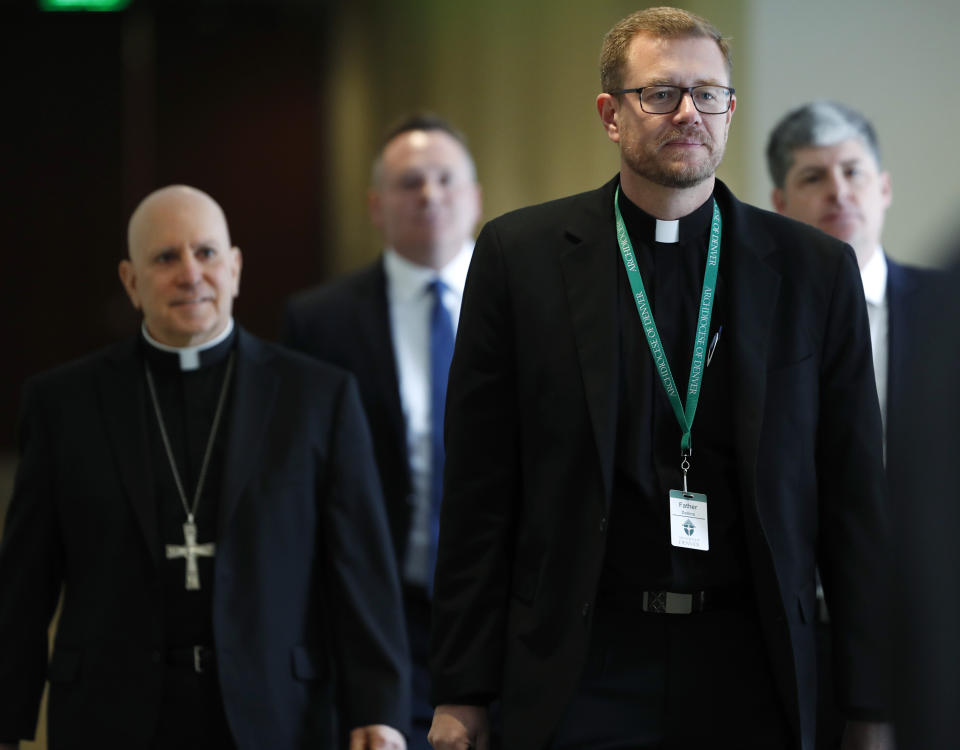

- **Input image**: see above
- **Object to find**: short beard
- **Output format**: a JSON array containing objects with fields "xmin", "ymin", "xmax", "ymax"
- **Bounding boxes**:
[{"xmin": 623, "ymin": 128, "xmax": 725, "ymax": 189}]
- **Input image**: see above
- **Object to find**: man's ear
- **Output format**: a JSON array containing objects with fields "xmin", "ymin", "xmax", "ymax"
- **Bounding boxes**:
[
  {"xmin": 723, "ymin": 94, "xmax": 736, "ymax": 141},
  {"xmin": 597, "ymin": 93, "xmax": 621, "ymax": 144},
  {"xmin": 230, "ymin": 247, "xmax": 243, "ymax": 298},
  {"xmin": 368, "ymin": 188, "xmax": 383, "ymax": 230},
  {"xmin": 118, "ymin": 259, "xmax": 141, "ymax": 310},
  {"xmin": 880, "ymin": 170, "xmax": 892, "ymax": 210},
  {"xmin": 468, "ymin": 183, "xmax": 483, "ymax": 235},
  {"xmin": 771, "ymin": 187, "xmax": 787, "ymax": 215}
]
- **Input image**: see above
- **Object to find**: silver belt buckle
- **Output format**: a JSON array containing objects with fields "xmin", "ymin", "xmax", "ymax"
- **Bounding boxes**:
[
  {"xmin": 193, "ymin": 645, "xmax": 205, "ymax": 674},
  {"xmin": 642, "ymin": 591, "xmax": 693, "ymax": 614}
]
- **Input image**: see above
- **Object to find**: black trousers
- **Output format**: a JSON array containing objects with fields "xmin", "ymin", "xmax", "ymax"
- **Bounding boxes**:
[
  {"xmin": 153, "ymin": 657, "xmax": 235, "ymax": 750},
  {"xmin": 550, "ymin": 604, "xmax": 793, "ymax": 750},
  {"xmin": 405, "ymin": 588, "xmax": 434, "ymax": 750},
  {"xmin": 816, "ymin": 621, "xmax": 845, "ymax": 750}
]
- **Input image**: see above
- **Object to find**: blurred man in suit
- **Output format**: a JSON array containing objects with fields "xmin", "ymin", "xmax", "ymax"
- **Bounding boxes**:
[
  {"xmin": 283, "ymin": 114, "xmax": 481, "ymax": 749},
  {"xmin": 768, "ymin": 102, "xmax": 939, "ymax": 747},
  {"xmin": 0, "ymin": 185, "xmax": 409, "ymax": 749},
  {"xmin": 768, "ymin": 100, "xmax": 939, "ymax": 445}
]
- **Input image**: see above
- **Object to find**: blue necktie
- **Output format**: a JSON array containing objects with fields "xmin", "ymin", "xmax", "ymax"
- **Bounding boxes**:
[{"xmin": 428, "ymin": 279, "xmax": 455, "ymax": 593}]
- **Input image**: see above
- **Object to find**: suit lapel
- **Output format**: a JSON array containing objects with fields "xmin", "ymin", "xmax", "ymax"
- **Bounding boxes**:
[
  {"xmin": 559, "ymin": 180, "xmax": 621, "ymax": 502},
  {"xmin": 219, "ymin": 330, "xmax": 278, "ymax": 535},
  {"xmin": 98, "ymin": 339, "xmax": 161, "ymax": 563},
  {"xmin": 720, "ymin": 187, "xmax": 781, "ymax": 508}
]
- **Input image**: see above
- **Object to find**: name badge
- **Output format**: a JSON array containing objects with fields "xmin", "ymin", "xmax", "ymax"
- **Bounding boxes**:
[{"xmin": 669, "ymin": 489, "xmax": 709, "ymax": 550}]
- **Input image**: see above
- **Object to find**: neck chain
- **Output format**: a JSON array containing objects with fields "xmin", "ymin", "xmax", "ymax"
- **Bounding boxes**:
[
  {"xmin": 144, "ymin": 352, "xmax": 235, "ymax": 590},
  {"xmin": 145, "ymin": 352, "xmax": 235, "ymax": 523}
]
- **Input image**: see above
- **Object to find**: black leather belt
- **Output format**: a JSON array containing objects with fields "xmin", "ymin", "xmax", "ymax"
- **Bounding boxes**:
[
  {"xmin": 600, "ymin": 587, "xmax": 752, "ymax": 615},
  {"xmin": 166, "ymin": 645, "xmax": 215, "ymax": 674}
]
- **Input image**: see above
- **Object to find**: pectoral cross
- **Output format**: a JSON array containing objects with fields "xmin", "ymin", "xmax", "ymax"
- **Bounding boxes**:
[{"xmin": 165, "ymin": 518, "xmax": 215, "ymax": 590}]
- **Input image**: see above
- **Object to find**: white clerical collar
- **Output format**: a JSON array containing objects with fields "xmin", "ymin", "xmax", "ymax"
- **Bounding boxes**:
[
  {"xmin": 860, "ymin": 247, "xmax": 887, "ymax": 306},
  {"xmin": 655, "ymin": 219, "xmax": 680, "ymax": 244},
  {"xmin": 141, "ymin": 318, "xmax": 235, "ymax": 371},
  {"xmin": 617, "ymin": 185, "xmax": 713, "ymax": 246},
  {"xmin": 383, "ymin": 240, "xmax": 474, "ymax": 302}
]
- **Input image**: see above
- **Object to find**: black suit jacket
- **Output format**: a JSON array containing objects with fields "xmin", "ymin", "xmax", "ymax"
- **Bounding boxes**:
[
  {"xmin": 430, "ymin": 177, "xmax": 890, "ymax": 750},
  {"xmin": 282, "ymin": 264, "xmax": 414, "ymax": 569},
  {"xmin": 0, "ymin": 329, "xmax": 410, "ymax": 748},
  {"xmin": 887, "ymin": 260, "xmax": 960, "ymax": 750},
  {"xmin": 886, "ymin": 256, "xmax": 941, "ymax": 426}
]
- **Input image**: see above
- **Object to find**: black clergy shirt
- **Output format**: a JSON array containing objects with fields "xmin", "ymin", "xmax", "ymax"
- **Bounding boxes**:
[
  {"xmin": 599, "ymin": 188, "xmax": 751, "ymax": 598},
  {"xmin": 140, "ymin": 327, "xmax": 236, "ymax": 651}
]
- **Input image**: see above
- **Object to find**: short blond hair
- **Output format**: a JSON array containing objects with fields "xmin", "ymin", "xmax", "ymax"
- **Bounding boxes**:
[{"xmin": 600, "ymin": 7, "xmax": 732, "ymax": 93}]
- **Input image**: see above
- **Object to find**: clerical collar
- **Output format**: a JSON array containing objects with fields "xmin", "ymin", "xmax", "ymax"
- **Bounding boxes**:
[
  {"xmin": 140, "ymin": 319, "xmax": 237, "ymax": 372},
  {"xmin": 616, "ymin": 187, "xmax": 715, "ymax": 246}
]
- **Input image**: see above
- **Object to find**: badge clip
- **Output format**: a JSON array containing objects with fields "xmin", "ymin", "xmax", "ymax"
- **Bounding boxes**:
[{"xmin": 681, "ymin": 448, "xmax": 692, "ymax": 496}]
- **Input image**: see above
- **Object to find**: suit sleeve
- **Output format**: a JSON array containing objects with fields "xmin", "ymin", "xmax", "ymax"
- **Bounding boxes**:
[
  {"xmin": 0, "ymin": 379, "xmax": 65, "ymax": 740},
  {"xmin": 321, "ymin": 374, "xmax": 411, "ymax": 733},
  {"xmin": 430, "ymin": 221, "xmax": 521, "ymax": 706},
  {"xmin": 816, "ymin": 247, "xmax": 891, "ymax": 716}
]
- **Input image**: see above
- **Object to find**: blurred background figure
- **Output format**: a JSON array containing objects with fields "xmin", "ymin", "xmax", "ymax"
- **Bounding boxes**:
[
  {"xmin": 282, "ymin": 114, "xmax": 481, "ymax": 750},
  {"xmin": 768, "ymin": 100, "xmax": 956, "ymax": 749},
  {"xmin": 768, "ymin": 100, "xmax": 941, "ymax": 448}
]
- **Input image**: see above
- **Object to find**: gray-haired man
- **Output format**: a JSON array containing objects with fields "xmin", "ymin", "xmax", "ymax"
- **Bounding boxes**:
[
  {"xmin": 768, "ymin": 101, "xmax": 938, "ymax": 442},
  {"xmin": 768, "ymin": 101, "xmax": 937, "ymax": 749}
]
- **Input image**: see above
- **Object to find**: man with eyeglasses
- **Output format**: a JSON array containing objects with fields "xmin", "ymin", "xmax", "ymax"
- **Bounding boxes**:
[{"xmin": 428, "ymin": 7, "xmax": 891, "ymax": 750}]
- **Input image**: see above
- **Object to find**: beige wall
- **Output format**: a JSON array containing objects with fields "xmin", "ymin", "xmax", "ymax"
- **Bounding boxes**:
[
  {"xmin": 324, "ymin": 0, "xmax": 750, "ymax": 273},
  {"xmin": 741, "ymin": 0, "xmax": 960, "ymax": 266},
  {"xmin": 323, "ymin": 0, "xmax": 958, "ymax": 272}
]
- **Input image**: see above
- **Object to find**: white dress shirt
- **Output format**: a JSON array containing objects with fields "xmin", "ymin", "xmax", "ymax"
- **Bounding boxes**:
[
  {"xmin": 383, "ymin": 241, "xmax": 473, "ymax": 587},
  {"xmin": 860, "ymin": 247, "xmax": 888, "ymax": 443}
]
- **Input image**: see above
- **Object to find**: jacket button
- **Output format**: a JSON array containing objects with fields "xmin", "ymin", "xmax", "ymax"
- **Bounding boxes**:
[
  {"xmin": 599, "ymin": 516, "xmax": 607, "ymax": 533},
  {"xmin": 582, "ymin": 602, "xmax": 590, "ymax": 619}
]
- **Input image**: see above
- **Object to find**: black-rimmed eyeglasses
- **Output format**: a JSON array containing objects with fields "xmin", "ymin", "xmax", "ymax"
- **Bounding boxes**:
[{"xmin": 608, "ymin": 85, "xmax": 735, "ymax": 114}]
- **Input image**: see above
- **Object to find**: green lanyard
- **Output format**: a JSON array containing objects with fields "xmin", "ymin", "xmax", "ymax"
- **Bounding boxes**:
[{"xmin": 613, "ymin": 185, "xmax": 722, "ymax": 462}]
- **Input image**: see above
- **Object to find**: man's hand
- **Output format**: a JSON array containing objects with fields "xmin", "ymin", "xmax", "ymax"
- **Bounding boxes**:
[
  {"xmin": 428, "ymin": 704, "xmax": 489, "ymax": 750},
  {"xmin": 841, "ymin": 720, "xmax": 895, "ymax": 750},
  {"xmin": 348, "ymin": 724, "xmax": 406, "ymax": 750}
]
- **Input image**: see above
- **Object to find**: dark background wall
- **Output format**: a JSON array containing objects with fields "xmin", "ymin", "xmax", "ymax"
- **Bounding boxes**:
[{"xmin": 2, "ymin": 0, "xmax": 334, "ymax": 451}]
